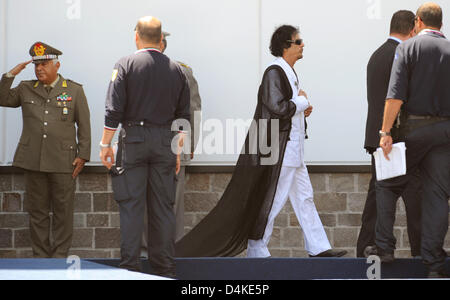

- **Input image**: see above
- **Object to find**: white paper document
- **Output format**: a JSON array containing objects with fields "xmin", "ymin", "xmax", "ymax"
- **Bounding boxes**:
[{"xmin": 373, "ymin": 142, "xmax": 407, "ymax": 181}]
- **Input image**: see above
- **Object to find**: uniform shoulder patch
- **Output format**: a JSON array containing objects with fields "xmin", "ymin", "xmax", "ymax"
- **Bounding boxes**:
[
  {"xmin": 177, "ymin": 61, "xmax": 191, "ymax": 70},
  {"xmin": 111, "ymin": 69, "xmax": 119, "ymax": 82},
  {"xmin": 21, "ymin": 80, "xmax": 39, "ymax": 88},
  {"xmin": 66, "ymin": 79, "xmax": 83, "ymax": 87},
  {"xmin": 22, "ymin": 79, "xmax": 36, "ymax": 84}
]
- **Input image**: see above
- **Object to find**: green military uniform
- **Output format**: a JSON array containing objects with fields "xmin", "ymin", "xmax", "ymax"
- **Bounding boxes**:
[
  {"xmin": 0, "ymin": 42, "xmax": 91, "ymax": 258},
  {"xmin": 141, "ymin": 56, "xmax": 202, "ymax": 256},
  {"xmin": 174, "ymin": 61, "xmax": 201, "ymax": 240}
]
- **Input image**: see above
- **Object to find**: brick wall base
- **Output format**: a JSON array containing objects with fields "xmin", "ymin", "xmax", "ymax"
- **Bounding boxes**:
[{"xmin": 1, "ymin": 172, "xmax": 449, "ymax": 259}]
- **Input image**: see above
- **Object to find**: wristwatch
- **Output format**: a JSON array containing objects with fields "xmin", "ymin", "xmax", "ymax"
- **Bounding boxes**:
[
  {"xmin": 379, "ymin": 131, "xmax": 391, "ymax": 137},
  {"xmin": 99, "ymin": 142, "xmax": 111, "ymax": 148}
]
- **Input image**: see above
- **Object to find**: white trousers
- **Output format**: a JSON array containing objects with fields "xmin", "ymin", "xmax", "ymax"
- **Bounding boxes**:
[{"xmin": 247, "ymin": 165, "xmax": 331, "ymax": 257}]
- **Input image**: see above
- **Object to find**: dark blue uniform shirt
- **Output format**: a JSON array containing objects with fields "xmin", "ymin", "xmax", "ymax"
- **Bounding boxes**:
[
  {"xmin": 387, "ymin": 30, "xmax": 450, "ymax": 117},
  {"xmin": 105, "ymin": 48, "xmax": 190, "ymax": 130}
]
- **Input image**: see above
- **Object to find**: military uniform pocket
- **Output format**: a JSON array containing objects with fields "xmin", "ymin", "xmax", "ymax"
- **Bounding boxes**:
[
  {"xmin": 14, "ymin": 136, "xmax": 30, "ymax": 163},
  {"xmin": 61, "ymin": 142, "xmax": 76, "ymax": 165},
  {"xmin": 22, "ymin": 99, "xmax": 42, "ymax": 117},
  {"xmin": 60, "ymin": 107, "xmax": 73, "ymax": 122}
]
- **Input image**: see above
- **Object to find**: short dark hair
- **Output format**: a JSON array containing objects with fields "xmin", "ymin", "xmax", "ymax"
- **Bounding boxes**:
[
  {"xmin": 417, "ymin": 4, "xmax": 443, "ymax": 28},
  {"xmin": 135, "ymin": 20, "xmax": 162, "ymax": 44},
  {"xmin": 390, "ymin": 10, "xmax": 415, "ymax": 35},
  {"xmin": 270, "ymin": 25, "xmax": 299, "ymax": 57}
]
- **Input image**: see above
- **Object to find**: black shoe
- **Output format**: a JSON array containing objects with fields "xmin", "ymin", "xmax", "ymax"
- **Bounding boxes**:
[
  {"xmin": 363, "ymin": 245, "xmax": 377, "ymax": 258},
  {"xmin": 309, "ymin": 249, "xmax": 348, "ymax": 258},
  {"xmin": 428, "ymin": 271, "xmax": 449, "ymax": 279},
  {"xmin": 379, "ymin": 253, "xmax": 395, "ymax": 263},
  {"xmin": 152, "ymin": 272, "xmax": 177, "ymax": 279}
]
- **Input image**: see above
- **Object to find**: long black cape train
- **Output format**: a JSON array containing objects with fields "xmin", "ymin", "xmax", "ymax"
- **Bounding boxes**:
[{"xmin": 175, "ymin": 65, "xmax": 298, "ymax": 257}]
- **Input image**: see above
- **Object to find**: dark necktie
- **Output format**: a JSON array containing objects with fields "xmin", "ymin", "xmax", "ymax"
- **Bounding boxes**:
[{"xmin": 45, "ymin": 86, "xmax": 52, "ymax": 94}]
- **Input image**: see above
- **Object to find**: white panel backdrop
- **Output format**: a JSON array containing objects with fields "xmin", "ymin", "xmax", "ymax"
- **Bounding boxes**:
[{"xmin": 0, "ymin": 0, "xmax": 449, "ymax": 166}]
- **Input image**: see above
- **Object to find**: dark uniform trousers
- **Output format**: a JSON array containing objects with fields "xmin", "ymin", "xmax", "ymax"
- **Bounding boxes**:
[
  {"xmin": 376, "ymin": 120, "xmax": 450, "ymax": 272},
  {"xmin": 113, "ymin": 126, "xmax": 176, "ymax": 275},
  {"xmin": 357, "ymin": 155, "xmax": 422, "ymax": 257},
  {"xmin": 25, "ymin": 171, "xmax": 75, "ymax": 258}
]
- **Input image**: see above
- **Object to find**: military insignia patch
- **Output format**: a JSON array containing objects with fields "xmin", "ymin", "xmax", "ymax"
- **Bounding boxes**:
[
  {"xmin": 62, "ymin": 80, "xmax": 68, "ymax": 88},
  {"xmin": 34, "ymin": 43, "xmax": 46, "ymax": 56},
  {"xmin": 179, "ymin": 63, "xmax": 190, "ymax": 69},
  {"xmin": 57, "ymin": 92, "xmax": 73, "ymax": 102},
  {"xmin": 111, "ymin": 69, "xmax": 119, "ymax": 82}
]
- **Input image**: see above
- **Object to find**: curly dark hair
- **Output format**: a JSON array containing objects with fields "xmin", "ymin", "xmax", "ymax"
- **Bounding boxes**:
[{"xmin": 270, "ymin": 25, "xmax": 299, "ymax": 57}]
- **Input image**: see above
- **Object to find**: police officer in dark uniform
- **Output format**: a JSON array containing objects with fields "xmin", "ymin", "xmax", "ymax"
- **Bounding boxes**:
[
  {"xmin": 100, "ymin": 16, "xmax": 190, "ymax": 278},
  {"xmin": 378, "ymin": 3, "xmax": 450, "ymax": 278}
]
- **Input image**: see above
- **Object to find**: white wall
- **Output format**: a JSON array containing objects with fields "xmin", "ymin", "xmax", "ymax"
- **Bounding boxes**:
[{"xmin": 1, "ymin": 0, "xmax": 449, "ymax": 166}]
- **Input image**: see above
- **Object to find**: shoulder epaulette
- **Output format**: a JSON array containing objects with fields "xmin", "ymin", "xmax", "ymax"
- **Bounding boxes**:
[
  {"xmin": 22, "ymin": 80, "xmax": 39, "ymax": 88},
  {"xmin": 22, "ymin": 79, "xmax": 37, "ymax": 85},
  {"xmin": 66, "ymin": 79, "xmax": 83, "ymax": 87},
  {"xmin": 177, "ymin": 61, "xmax": 191, "ymax": 70}
]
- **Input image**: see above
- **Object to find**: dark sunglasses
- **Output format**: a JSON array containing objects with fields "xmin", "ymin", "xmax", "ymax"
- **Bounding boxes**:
[{"xmin": 287, "ymin": 39, "xmax": 303, "ymax": 45}]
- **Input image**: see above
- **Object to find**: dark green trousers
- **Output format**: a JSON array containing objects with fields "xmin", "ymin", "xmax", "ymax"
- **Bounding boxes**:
[{"xmin": 24, "ymin": 171, "xmax": 75, "ymax": 258}]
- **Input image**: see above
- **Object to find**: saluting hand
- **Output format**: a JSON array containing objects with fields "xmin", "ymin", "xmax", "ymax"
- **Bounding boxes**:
[
  {"xmin": 72, "ymin": 157, "xmax": 86, "ymax": 179},
  {"xmin": 9, "ymin": 60, "xmax": 32, "ymax": 76}
]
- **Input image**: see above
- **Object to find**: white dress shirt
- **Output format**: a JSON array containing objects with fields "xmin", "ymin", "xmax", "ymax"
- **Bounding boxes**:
[{"xmin": 270, "ymin": 57, "xmax": 310, "ymax": 167}]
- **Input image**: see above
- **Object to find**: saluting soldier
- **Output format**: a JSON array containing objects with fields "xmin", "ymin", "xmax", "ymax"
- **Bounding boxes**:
[{"xmin": 0, "ymin": 42, "xmax": 91, "ymax": 258}]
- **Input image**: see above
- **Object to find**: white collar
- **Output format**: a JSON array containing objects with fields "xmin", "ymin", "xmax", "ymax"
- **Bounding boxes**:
[
  {"xmin": 271, "ymin": 57, "xmax": 297, "ymax": 81},
  {"xmin": 389, "ymin": 36, "xmax": 403, "ymax": 44},
  {"xmin": 418, "ymin": 29, "xmax": 445, "ymax": 37},
  {"xmin": 44, "ymin": 75, "xmax": 60, "ymax": 88},
  {"xmin": 135, "ymin": 47, "xmax": 161, "ymax": 54}
]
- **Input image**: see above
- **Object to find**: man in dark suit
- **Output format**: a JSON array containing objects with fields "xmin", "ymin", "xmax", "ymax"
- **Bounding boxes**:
[{"xmin": 357, "ymin": 10, "xmax": 421, "ymax": 258}]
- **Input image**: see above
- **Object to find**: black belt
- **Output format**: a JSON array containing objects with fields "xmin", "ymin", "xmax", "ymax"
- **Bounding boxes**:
[
  {"xmin": 123, "ymin": 120, "xmax": 172, "ymax": 129},
  {"xmin": 408, "ymin": 115, "xmax": 450, "ymax": 121}
]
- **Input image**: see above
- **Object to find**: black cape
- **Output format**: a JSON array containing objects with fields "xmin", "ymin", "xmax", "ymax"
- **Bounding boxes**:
[{"xmin": 175, "ymin": 65, "xmax": 298, "ymax": 257}]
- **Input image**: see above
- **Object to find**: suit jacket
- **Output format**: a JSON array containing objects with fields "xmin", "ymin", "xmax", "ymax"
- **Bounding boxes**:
[
  {"xmin": 0, "ymin": 74, "xmax": 91, "ymax": 173},
  {"xmin": 364, "ymin": 38, "xmax": 399, "ymax": 152}
]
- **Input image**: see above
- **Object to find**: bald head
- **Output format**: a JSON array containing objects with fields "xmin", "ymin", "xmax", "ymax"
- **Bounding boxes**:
[
  {"xmin": 135, "ymin": 16, "xmax": 162, "ymax": 44},
  {"xmin": 417, "ymin": 2, "xmax": 442, "ymax": 29}
]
